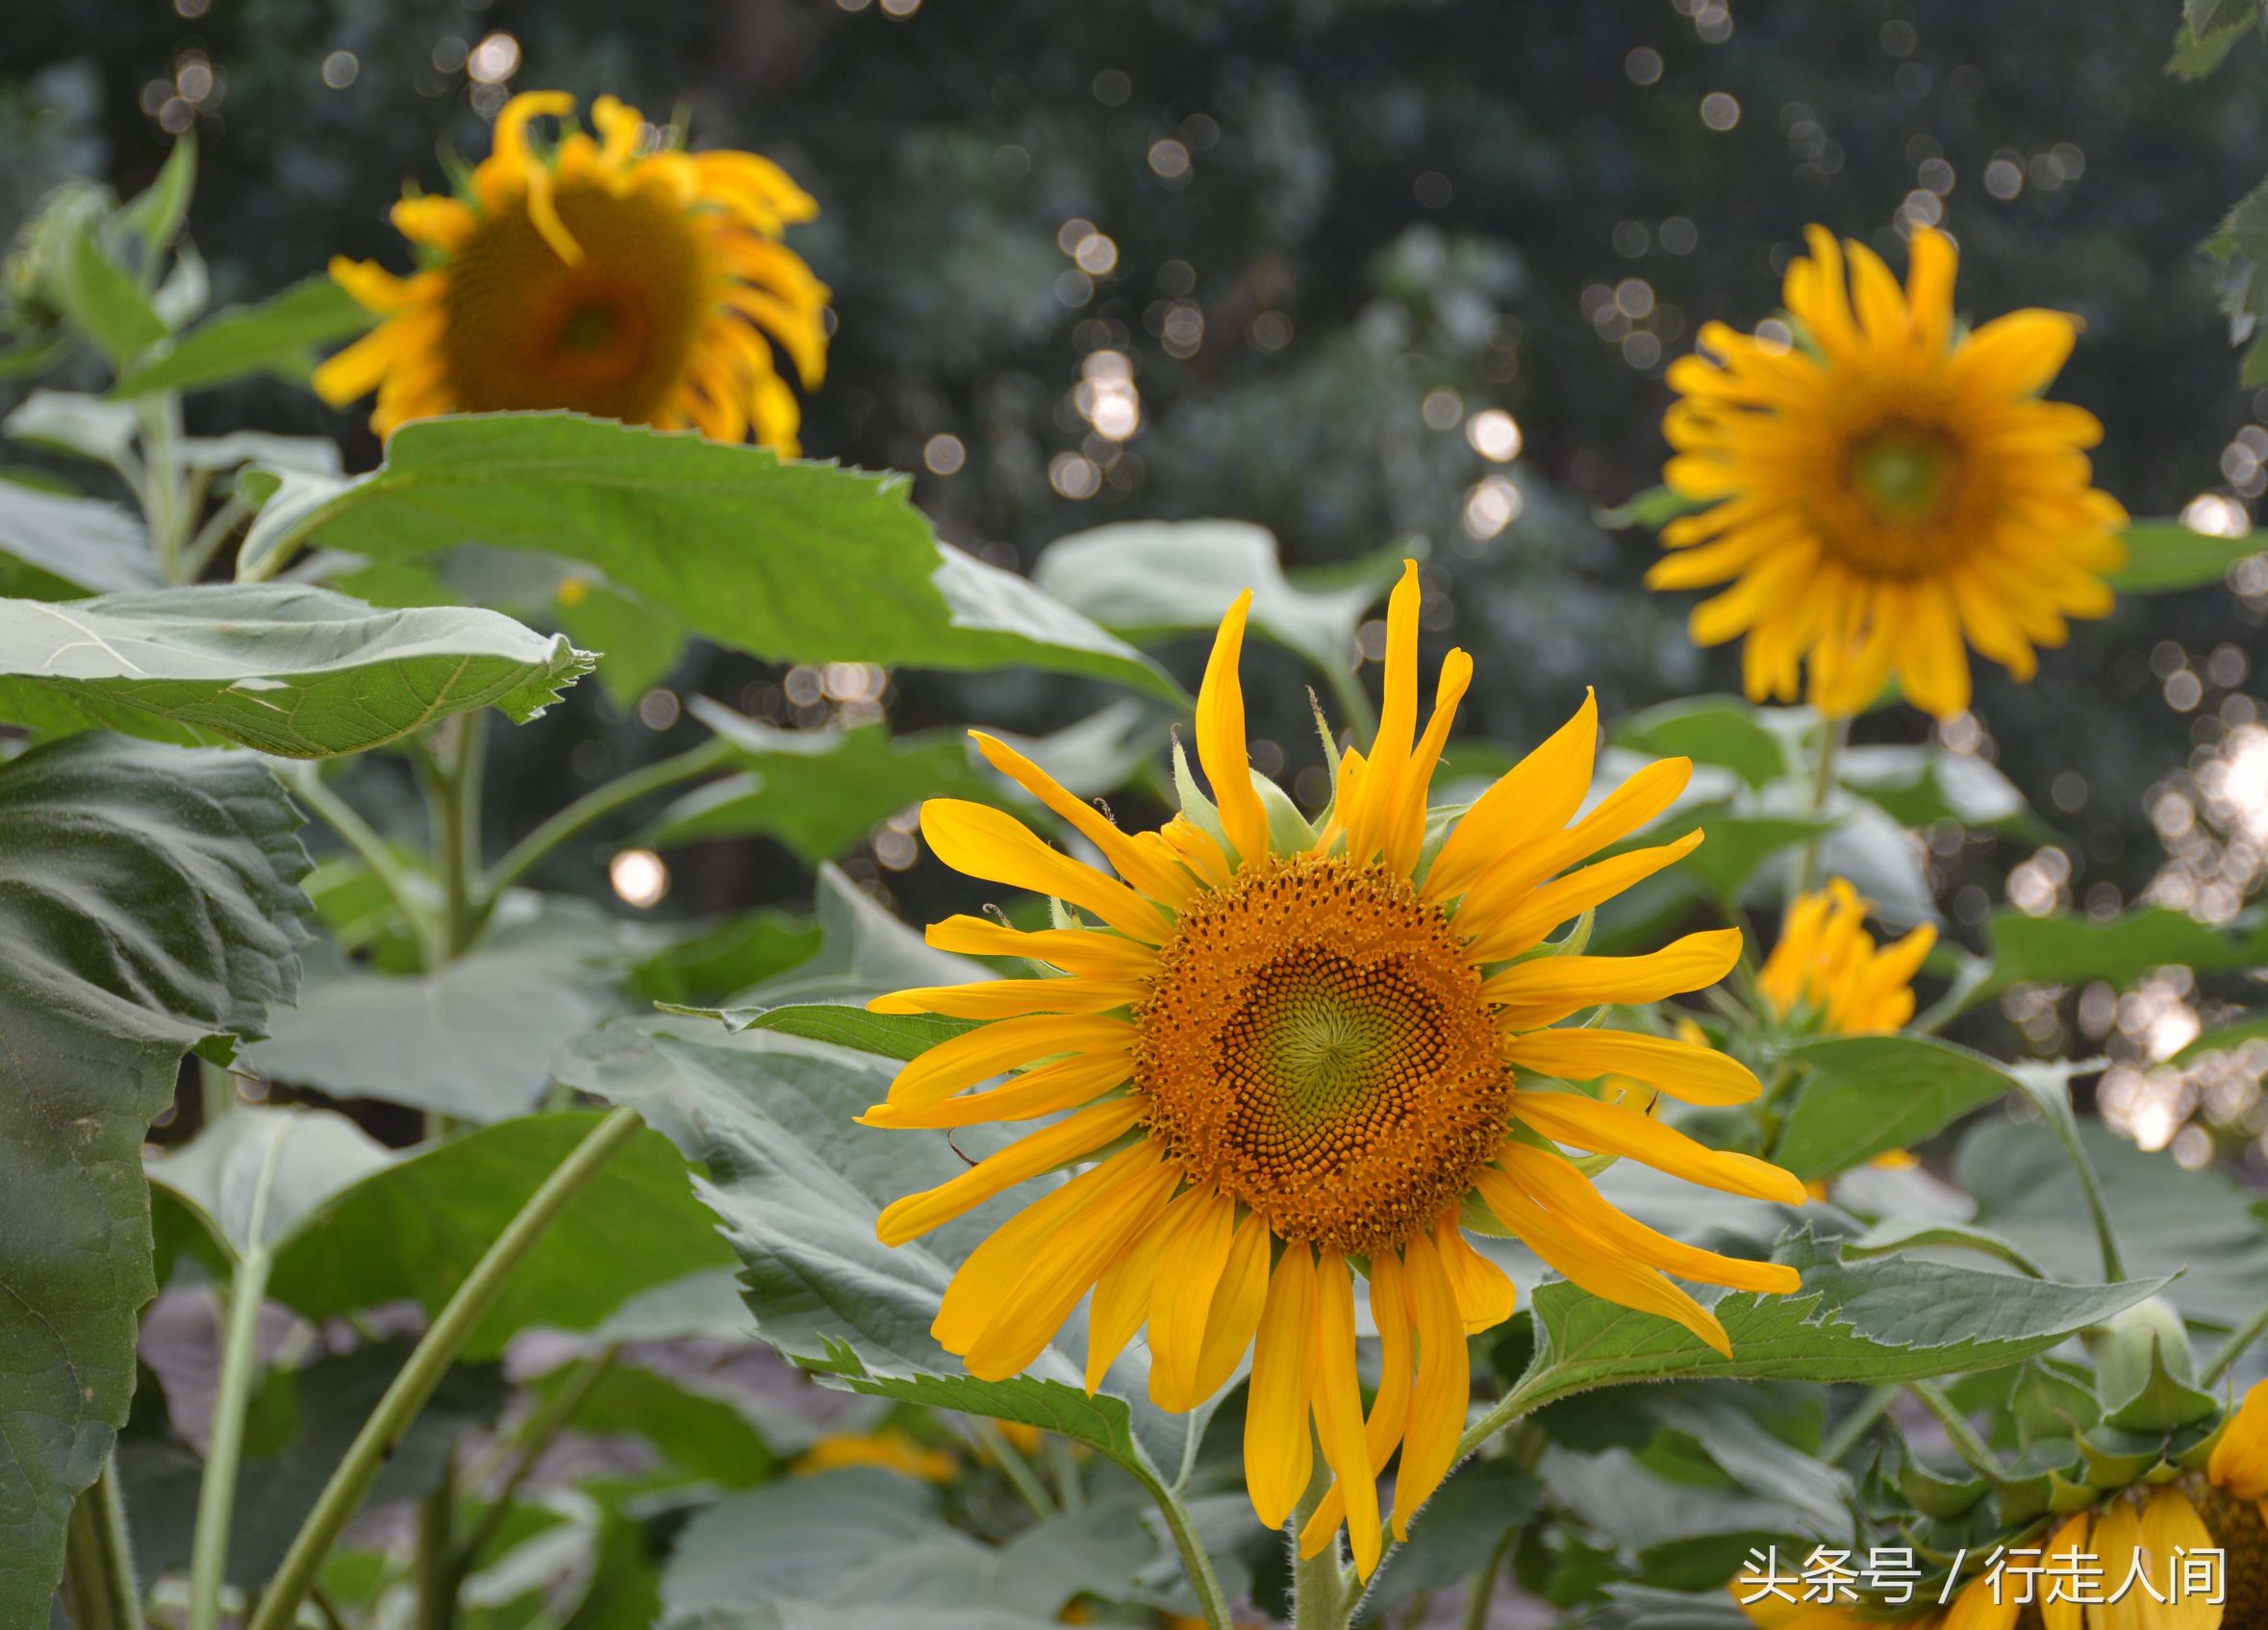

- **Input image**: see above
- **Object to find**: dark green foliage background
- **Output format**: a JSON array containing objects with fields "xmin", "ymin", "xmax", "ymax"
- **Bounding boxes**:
[{"xmin": 6, "ymin": 0, "xmax": 2265, "ymax": 957}]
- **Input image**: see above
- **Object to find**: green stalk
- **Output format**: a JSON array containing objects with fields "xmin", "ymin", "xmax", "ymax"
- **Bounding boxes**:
[
  {"xmin": 1290, "ymin": 1476, "xmax": 1349, "ymax": 1630},
  {"xmin": 1792, "ymin": 713, "xmax": 1849, "ymax": 897},
  {"xmin": 1460, "ymin": 1528, "xmax": 1518, "ymax": 1630},
  {"xmin": 471, "ymin": 737, "xmax": 734, "ymax": 933},
  {"xmin": 242, "ymin": 1106, "xmax": 646, "ymax": 1630},
  {"xmin": 415, "ymin": 1472, "xmax": 456, "ymax": 1630},
  {"xmin": 970, "ymin": 1419, "xmax": 1053, "ymax": 1519},
  {"xmin": 1908, "ymin": 1380, "xmax": 2004, "ymax": 1477},
  {"xmin": 451, "ymin": 1347, "xmax": 619, "ymax": 1579},
  {"xmin": 63, "ymin": 1457, "xmax": 144, "ymax": 1630},
  {"xmin": 186, "ymin": 1120, "xmax": 290, "ymax": 1630},
  {"xmin": 289, "ymin": 767, "xmax": 447, "ymax": 971},
  {"xmin": 1321, "ymin": 659, "xmax": 1379, "ymax": 745},
  {"xmin": 417, "ymin": 718, "xmax": 487, "ymax": 960},
  {"xmin": 2036, "ymin": 1090, "xmax": 2127, "ymax": 1283},
  {"xmin": 1819, "ymin": 1383, "xmax": 1902, "ymax": 1464},
  {"xmin": 1122, "ymin": 1458, "xmax": 1235, "ymax": 1630},
  {"xmin": 1046, "ymin": 1435, "xmax": 1085, "ymax": 1511},
  {"xmin": 2204, "ymin": 1300, "xmax": 2268, "ymax": 1387}
]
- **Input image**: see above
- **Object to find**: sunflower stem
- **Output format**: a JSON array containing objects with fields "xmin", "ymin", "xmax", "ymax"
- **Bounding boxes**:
[
  {"xmin": 1046, "ymin": 1435, "xmax": 1085, "ymax": 1511},
  {"xmin": 971, "ymin": 1419, "xmax": 1054, "ymax": 1519},
  {"xmin": 1459, "ymin": 1527, "xmax": 1518, "ymax": 1630},
  {"xmin": 186, "ymin": 1117, "xmax": 290, "ymax": 1630},
  {"xmin": 1820, "ymin": 1383, "xmax": 1902, "ymax": 1464},
  {"xmin": 2204, "ymin": 1300, "xmax": 2268, "ymax": 1387},
  {"xmin": 287, "ymin": 765, "xmax": 448, "ymax": 971},
  {"xmin": 451, "ymin": 1347, "xmax": 618, "ymax": 1584},
  {"xmin": 1290, "ymin": 1476, "xmax": 1351, "ymax": 1630},
  {"xmin": 1792, "ymin": 713, "xmax": 1848, "ymax": 897},
  {"xmin": 63, "ymin": 1456, "xmax": 144, "ymax": 1630},
  {"xmin": 1907, "ymin": 1379, "xmax": 2004, "ymax": 1478},
  {"xmin": 1128, "ymin": 1460, "xmax": 1235, "ymax": 1630},
  {"xmin": 472, "ymin": 737, "xmax": 735, "ymax": 935},
  {"xmin": 241, "ymin": 1106, "xmax": 644, "ymax": 1630}
]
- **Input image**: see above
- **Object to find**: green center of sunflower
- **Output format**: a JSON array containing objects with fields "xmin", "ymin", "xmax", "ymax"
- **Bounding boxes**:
[
  {"xmin": 441, "ymin": 180, "xmax": 710, "ymax": 423},
  {"xmin": 1133, "ymin": 855, "xmax": 1513, "ymax": 1253},
  {"xmin": 1848, "ymin": 428, "xmax": 1954, "ymax": 524}
]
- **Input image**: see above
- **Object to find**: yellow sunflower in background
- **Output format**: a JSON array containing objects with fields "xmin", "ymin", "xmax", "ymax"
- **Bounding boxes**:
[
  {"xmin": 1652, "ymin": 225, "xmax": 2126, "ymax": 719},
  {"xmin": 792, "ymin": 1427, "xmax": 956, "ymax": 1483},
  {"xmin": 1731, "ymin": 1573, "xmax": 2017, "ymax": 1630},
  {"xmin": 863, "ymin": 563, "xmax": 1805, "ymax": 1575},
  {"xmin": 1759, "ymin": 878, "xmax": 1935, "ymax": 1037},
  {"xmin": 315, "ymin": 90, "xmax": 828, "ymax": 451}
]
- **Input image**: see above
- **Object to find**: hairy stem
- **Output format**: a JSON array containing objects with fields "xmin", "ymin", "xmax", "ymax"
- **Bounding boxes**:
[
  {"xmin": 186, "ymin": 1119, "xmax": 290, "ymax": 1630},
  {"xmin": 289, "ymin": 767, "xmax": 446, "ymax": 970},
  {"xmin": 1792, "ymin": 713, "xmax": 1849, "ymax": 897},
  {"xmin": 63, "ymin": 1457, "xmax": 144, "ymax": 1630},
  {"xmin": 242, "ymin": 1106, "xmax": 645, "ymax": 1630},
  {"xmin": 2204, "ymin": 1300, "xmax": 2268, "ymax": 1387},
  {"xmin": 1289, "ymin": 1474, "xmax": 1350, "ymax": 1630},
  {"xmin": 1908, "ymin": 1380, "xmax": 2003, "ymax": 1477},
  {"xmin": 473, "ymin": 737, "xmax": 734, "ymax": 934}
]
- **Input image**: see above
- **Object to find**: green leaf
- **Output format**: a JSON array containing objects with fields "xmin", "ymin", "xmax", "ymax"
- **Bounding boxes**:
[
  {"xmin": 4, "ymin": 388, "xmax": 139, "ymax": 466},
  {"xmin": 146, "ymin": 1104, "xmax": 393, "ymax": 1266},
  {"xmin": 1840, "ymin": 1222, "xmax": 2046, "ymax": 1279},
  {"xmin": 1029, "ymin": 518, "xmax": 1407, "ymax": 676},
  {"xmin": 735, "ymin": 861, "xmax": 988, "ymax": 1007},
  {"xmin": 2171, "ymin": 1006, "xmax": 2268, "ymax": 1063},
  {"xmin": 683, "ymin": 1002, "xmax": 977, "ymax": 1061},
  {"xmin": 525, "ymin": 1354, "xmax": 778, "ymax": 1489},
  {"xmin": 0, "ymin": 583, "xmax": 592, "ymax": 755},
  {"xmin": 155, "ymin": 1109, "xmax": 738, "ymax": 1360},
  {"xmin": 1612, "ymin": 696, "xmax": 1787, "ymax": 791},
  {"xmin": 1771, "ymin": 1035, "xmax": 2020, "ymax": 1181},
  {"xmin": 555, "ymin": 1020, "xmax": 1196, "ymax": 1477},
  {"xmin": 1838, "ymin": 744, "xmax": 2033, "ymax": 834},
  {"xmin": 57, "ymin": 223, "xmax": 168, "ymax": 364},
  {"xmin": 240, "ymin": 937, "xmax": 621, "ymax": 1122},
  {"xmin": 237, "ymin": 414, "xmax": 1178, "ymax": 700},
  {"xmin": 1502, "ymin": 1231, "xmax": 2164, "ymax": 1417},
  {"xmin": 0, "ymin": 480, "xmax": 160, "ymax": 597},
  {"xmin": 2106, "ymin": 518, "xmax": 2263, "ymax": 592},
  {"xmin": 643, "ymin": 698, "xmax": 998, "ymax": 862},
  {"xmin": 1978, "ymin": 907, "xmax": 2255, "ymax": 996},
  {"xmin": 110, "ymin": 275, "xmax": 370, "ymax": 397},
  {"xmin": 661, "ymin": 1471, "xmax": 1153, "ymax": 1630},
  {"xmin": 1960, "ymin": 1117, "xmax": 2268, "ymax": 1326},
  {"xmin": 628, "ymin": 909, "xmax": 823, "ymax": 1007},
  {"xmin": 1593, "ymin": 484, "xmax": 1711, "ymax": 531},
  {"xmin": 0, "ymin": 734, "xmax": 309, "ymax": 1625},
  {"xmin": 116, "ymin": 133, "xmax": 195, "ymax": 263}
]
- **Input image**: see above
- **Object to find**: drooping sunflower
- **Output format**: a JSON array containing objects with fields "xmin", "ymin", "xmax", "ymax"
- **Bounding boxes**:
[
  {"xmin": 315, "ymin": 90, "xmax": 828, "ymax": 451},
  {"xmin": 864, "ymin": 563, "xmax": 1805, "ymax": 1574},
  {"xmin": 1652, "ymin": 225, "xmax": 2126, "ymax": 719},
  {"xmin": 1759, "ymin": 878, "xmax": 1936, "ymax": 1037},
  {"xmin": 793, "ymin": 1428, "xmax": 957, "ymax": 1483},
  {"xmin": 2026, "ymin": 1377, "xmax": 2268, "ymax": 1630}
]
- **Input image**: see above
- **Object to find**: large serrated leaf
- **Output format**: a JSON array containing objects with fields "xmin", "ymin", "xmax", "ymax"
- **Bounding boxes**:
[
  {"xmin": 109, "ymin": 275, "xmax": 370, "ymax": 398},
  {"xmin": 1771, "ymin": 1035, "xmax": 2020, "ymax": 1181},
  {"xmin": 0, "ymin": 583, "xmax": 592, "ymax": 755},
  {"xmin": 1978, "ymin": 907, "xmax": 2259, "ymax": 996},
  {"xmin": 1501, "ymin": 1231, "xmax": 2163, "ymax": 1417},
  {"xmin": 553, "ymin": 1019, "xmax": 1201, "ymax": 1479},
  {"xmin": 235, "ymin": 413, "xmax": 1178, "ymax": 701},
  {"xmin": 0, "ymin": 734, "xmax": 311, "ymax": 1625}
]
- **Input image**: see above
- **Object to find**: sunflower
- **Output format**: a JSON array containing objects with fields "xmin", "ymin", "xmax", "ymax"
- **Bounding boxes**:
[
  {"xmin": 1759, "ymin": 878, "xmax": 1936, "ymax": 1037},
  {"xmin": 315, "ymin": 90, "xmax": 828, "ymax": 451},
  {"xmin": 1651, "ymin": 225, "xmax": 2126, "ymax": 719},
  {"xmin": 863, "ymin": 562, "xmax": 1805, "ymax": 1575}
]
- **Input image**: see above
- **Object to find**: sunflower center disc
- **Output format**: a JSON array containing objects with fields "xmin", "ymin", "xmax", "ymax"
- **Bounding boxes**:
[
  {"xmin": 1823, "ymin": 421, "xmax": 1973, "ymax": 577},
  {"xmin": 441, "ymin": 181, "xmax": 709, "ymax": 423},
  {"xmin": 1134, "ymin": 854, "xmax": 1511, "ymax": 1253}
]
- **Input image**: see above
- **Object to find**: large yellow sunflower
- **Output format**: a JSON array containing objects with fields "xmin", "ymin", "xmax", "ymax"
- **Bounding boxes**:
[
  {"xmin": 864, "ymin": 563, "xmax": 1804, "ymax": 1575},
  {"xmin": 1652, "ymin": 225, "xmax": 2126, "ymax": 718},
  {"xmin": 315, "ymin": 90, "xmax": 828, "ymax": 451},
  {"xmin": 1759, "ymin": 878, "xmax": 1936, "ymax": 1037}
]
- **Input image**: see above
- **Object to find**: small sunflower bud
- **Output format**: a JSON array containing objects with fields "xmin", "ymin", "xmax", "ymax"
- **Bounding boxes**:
[{"xmin": 2086, "ymin": 1297, "xmax": 2213, "ymax": 1430}]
